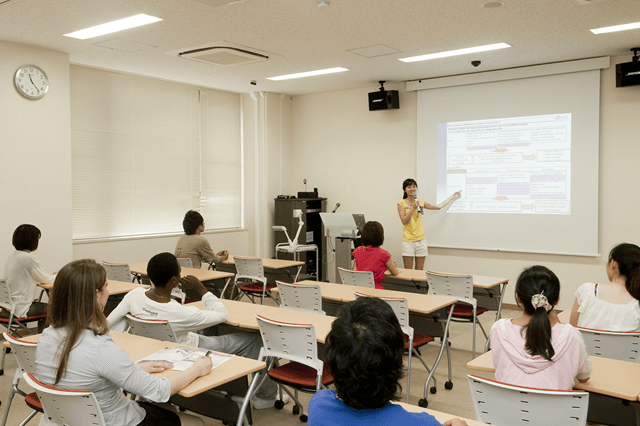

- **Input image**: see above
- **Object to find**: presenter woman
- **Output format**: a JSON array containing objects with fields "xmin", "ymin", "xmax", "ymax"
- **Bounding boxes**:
[{"xmin": 397, "ymin": 179, "xmax": 460, "ymax": 270}]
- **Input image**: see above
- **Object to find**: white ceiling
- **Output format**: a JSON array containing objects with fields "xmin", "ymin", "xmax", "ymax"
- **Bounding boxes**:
[{"xmin": 1, "ymin": 0, "xmax": 639, "ymax": 95}]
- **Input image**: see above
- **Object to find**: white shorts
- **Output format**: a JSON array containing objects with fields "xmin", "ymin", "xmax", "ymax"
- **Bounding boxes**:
[{"xmin": 402, "ymin": 239, "xmax": 428, "ymax": 257}]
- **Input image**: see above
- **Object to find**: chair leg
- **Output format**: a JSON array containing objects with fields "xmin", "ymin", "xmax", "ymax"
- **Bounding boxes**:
[
  {"xmin": 406, "ymin": 337, "xmax": 412, "ymax": 403},
  {"xmin": 472, "ymin": 309, "xmax": 477, "ymax": 359},
  {"xmin": 17, "ymin": 411, "xmax": 37, "ymax": 426}
]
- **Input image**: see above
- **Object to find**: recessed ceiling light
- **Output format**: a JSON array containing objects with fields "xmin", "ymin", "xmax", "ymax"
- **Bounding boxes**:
[
  {"xmin": 64, "ymin": 14, "xmax": 162, "ymax": 40},
  {"xmin": 266, "ymin": 67, "xmax": 348, "ymax": 81},
  {"xmin": 483, "ymin": 2, "xmax": 504, "ymax": 8},
  {"xmin": 399, "ymin": 43, "xmax": 511, "ymax": 63},
  {"xmin": 591, "ymin": 21, "xmax": 640, "ymax": 34}
]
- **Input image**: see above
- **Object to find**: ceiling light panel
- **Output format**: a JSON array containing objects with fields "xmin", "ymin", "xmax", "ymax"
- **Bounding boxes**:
[
  {"xmin": 64, "ymin": 14, "xmax": 162, "ymax": 40},
  {"xmin": 399, "ymin": 43, "xmax": 511, "ymax": 63},
  {"xmin": 267, "ymin": 67, "xmax": 348, "ymax": 81},
  {"xmin": 591, "ymin": 21, "xmax": 640, "ymax": 34}
]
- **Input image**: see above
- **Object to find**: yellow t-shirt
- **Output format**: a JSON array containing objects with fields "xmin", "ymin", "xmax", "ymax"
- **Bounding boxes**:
[{"xmin": 398, "ymin": 199, "xmax": 426, "ymax": 242}]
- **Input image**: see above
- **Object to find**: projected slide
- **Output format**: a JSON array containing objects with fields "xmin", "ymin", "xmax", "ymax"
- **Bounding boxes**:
[{"xmin": 436, "ymin": 113, "xmax": 571, "ymax": 215}]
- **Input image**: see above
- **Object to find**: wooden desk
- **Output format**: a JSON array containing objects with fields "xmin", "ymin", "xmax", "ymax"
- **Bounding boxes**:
[
  {"xmin": 8, "ymin": 330, "xmax": 264, "ymax": 426},
  {"xmin": 39, "ymin": 279, "xmax": 149, "ymax": 294},
  {"xmin": 396, "ymin": 402, "xmax": 489, "ymax": 426},
  {"xmin": 129, "ymin": 263, "xmax": 234, "ymax": 283},
  {"xmin": 217, "ymin": 257, "xmax": 306, "ymax": 282},
  {"xmin": 187, "ymin": 299, "xmax": 336, "ymax": 344}
]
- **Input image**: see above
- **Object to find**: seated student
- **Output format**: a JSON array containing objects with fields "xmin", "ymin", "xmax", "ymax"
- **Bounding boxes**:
[
  {"xmin": 569, "ymin": 243, "xmax": 640, "ymax": 331},
  {"xmin": 351, "ymin": 221, "xmax": 398, "ymax": 289},
  {"xmin": 491, "ymin": 265, "xmax": 591, "ymax": 390},
  {"xmin": 36, "ymin": 259, "xmax": 210, "ymax": 426},
  {"xmin": 107, "ymin": 252, "xmax": 281, "ymax": 409},
  {"xmin": 308, "ymin": 296, "xmax": 468, "ymax": 426},
  {"xmin": 2, "ymin": 224, "xmax": 54, "ymax": 324},
  {"xmin": 175, "ymin": 210, "xmax": 229, "ymax": 269}
]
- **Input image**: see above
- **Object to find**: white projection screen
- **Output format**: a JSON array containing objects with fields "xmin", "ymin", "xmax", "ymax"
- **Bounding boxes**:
[{"xmin": 416, "ymin": 70, "xmax": 600, "ymax": 256}]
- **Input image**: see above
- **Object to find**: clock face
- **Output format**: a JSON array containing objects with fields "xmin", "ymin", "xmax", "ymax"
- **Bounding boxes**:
[{"xmin": 14, "ymin": 65, "xmax": 49, "ymax": 100}]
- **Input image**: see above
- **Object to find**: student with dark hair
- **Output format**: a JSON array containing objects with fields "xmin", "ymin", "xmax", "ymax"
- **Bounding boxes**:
[
  {"xmin": 491, "ymin": 265, "xmax": 591, "ymax": 390},
  {"xmin": 36, "ymin": 259, "xmax": 211, "ymax": 426},
  {"xmin": 570, "ymin": 243, "xmax": 640, "ymax": 331},
  {"xmin": 351, "ymin": 221, "xmax": 398, "ymax": 289},
  {"xmin": 107, "ymin": 252, "xmax": 282, "ymax": 409},
  {"xmin": 175, "ymin": 210, "xmax": 229, "ymax": 269},
  {"xmin": 2, "ymin": 224, "xmax": 55, "ymax": 322},
  {"xmin": 309, "ymin": 297, "xmax": 467, "ymax": 426},
  {"xmin": 397, "ymin": 179, "xmax": 460, "ymax": 270}
]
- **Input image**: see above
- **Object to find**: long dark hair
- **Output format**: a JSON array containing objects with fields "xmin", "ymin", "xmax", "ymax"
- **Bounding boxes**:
[
  {"xmin": 402, "ymin": 178, "xmax": 417, "ymax": 199},
  {"xmin": 515, "ymin": 265, "xmax": 560, "ymax": 361},
  {"xmin": 48, "ymin": 259, "xmax": 109, "ymax": 384},
  {"xmin": 609, "ymin": 243, "xmax": 640, "ymax": 300}
]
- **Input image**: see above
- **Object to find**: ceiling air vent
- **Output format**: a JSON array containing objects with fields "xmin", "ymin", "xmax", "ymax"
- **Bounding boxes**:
[{"xmin": 179, "ymin": 46, "xmax": 268, "ymax": 66}]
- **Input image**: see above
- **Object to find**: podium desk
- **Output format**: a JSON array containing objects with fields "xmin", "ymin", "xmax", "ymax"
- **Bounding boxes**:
[
  {"xmin": 467, "ymin": 349, "xmax": 640, "ymax": 426},
  {"xmin": 6, "ymin": 331, "xmax": 264, "ymax": 426},
  {"xmin": 217, "ymin": 257, "xmax": 305, "ymax": 283}
]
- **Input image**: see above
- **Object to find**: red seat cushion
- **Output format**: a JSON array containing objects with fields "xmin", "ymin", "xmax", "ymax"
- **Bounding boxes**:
[
  {"xmin": 446, "ymin": 304, "xmax": 489, "ymax": 318},
  {"xmin": 240, "ymin": 283, "xmax": 276, "ymax": 293},
  {"xmin": 25, "ymin": 392, "xmax": 43, "ymax": 411},
  {"xmin": 405, "ymin": 333, "xmax": 435, "ymax": 349},
  {"xmin": 0, "ymin": 313, "xmax": 47, "ymax": 323},
  {"xmin": 269, "ymin": 362, "xmax": 334, "ymax": 390}
]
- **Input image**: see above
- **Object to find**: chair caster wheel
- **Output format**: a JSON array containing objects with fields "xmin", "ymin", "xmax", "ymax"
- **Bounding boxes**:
[
  {"xmin": 292, "ymin": 405, "xmax": 300, "ymax": 415},
  {"xmin": 300, "ymin": 414, "xmax": 308, "ymax": 422},
  {"xmin": 0, "ymin": 369, "xmax": 3, "ymax": 376},
  {"xmin": 430, "ymin": 386, "xmax": 437, "ymax": 394},
  {"xmin": 418, "ymin": 398, "xmax": 428, "ymax": 408},
  {"xmin": 445, "ymin": 381, "xmax": 453, "ymax": 390},
  {"xmin": 275, "ymin": 399, "xmax": 285, "ymax": 409}
]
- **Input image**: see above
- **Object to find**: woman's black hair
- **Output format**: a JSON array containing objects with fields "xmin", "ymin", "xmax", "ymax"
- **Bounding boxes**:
[
  {"xmin": 12, "ymin": 224, "xmax": 41, "ymax": 251},
  {"xmin": 515, "ymin": 265, "xmax": 560, "ymax": 361},
  {"xmin": 609, "ymin": 243, "xmax": 640, "ymax": 301},
  {"xmin": 361, "ymin": 221, "xmax": 384, "ymax": 247},
  {"xmin": 325, "ymin": 297, "xmax": 404, "ymax": 410},
  {"xmin": 402, "ymin": 178, "xmax": 417, "ymax": 199},
  {"xmin": 182, "ymin": 210, "xmax": 204, "ymax": 235}
]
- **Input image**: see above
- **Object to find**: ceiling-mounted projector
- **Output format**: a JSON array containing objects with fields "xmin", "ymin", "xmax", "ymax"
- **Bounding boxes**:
[
  {"xmin": 616, "ymin": 47, "xmax": 640, "ymax": 87},
  {"xmin": 368, "ymin": 81, "xmax": 399, "ymax": 111}
]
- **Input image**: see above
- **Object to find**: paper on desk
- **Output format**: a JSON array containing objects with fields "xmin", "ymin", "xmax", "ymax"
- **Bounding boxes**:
[{"xmin": 137, "ymin": 346, "xmax": 234, "ymax": 371}]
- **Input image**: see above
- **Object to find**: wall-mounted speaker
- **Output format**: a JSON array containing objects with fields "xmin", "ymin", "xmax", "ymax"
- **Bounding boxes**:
[{"xmin": 368, "ymin": 90, "xmax": 400, "ymax": 111}]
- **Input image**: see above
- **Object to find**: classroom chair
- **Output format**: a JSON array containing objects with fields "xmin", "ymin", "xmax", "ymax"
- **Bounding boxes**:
[
  {"xmin": 176, "ymin": 257, "xmax": 193, "ymax": 268},
  {"xmin": 256, "ymin": 315, "xmax": 334, "ymax": 422},
  {"xmin": 577, "ymin": 327, "xmax": 640, "ymax": 362},
  {"xmin": 276, "ymin": 281, "xmax": 325, "ymax": 315},
  {"xmin": 0, "ymin": 279, "xmax": 47, "ymax": 376},
  {"xmin": 223, "ymin": 256, "xmax": 277, "ymax": 304},
  {"xmin": 24, "ymin": 372, "xmax": 107, "ymax": 426},
  {"xmin": 467, "ymin": 375, "xmax": 589, "ymax": 426},
  {"xmin": 353, "ymin": 292, "xmax": 445, "ymax": 402},
  {"xmin": 337, "ymin": 267, "xmax": 375, "ymax": 288},
  {"xmin": 1, "ymin": 333, "xmax": 42, "ymax": 426},
  {"xmin": 426, "ymin": 271, "xmax": 488, "ymax": 358},
  {"xmin": 101, "ymin": 261, "xmax": 142, "ymax": 284},
  {"xmin": 125, "ymin": 314, "xmax": 179, "ymax": 342}
]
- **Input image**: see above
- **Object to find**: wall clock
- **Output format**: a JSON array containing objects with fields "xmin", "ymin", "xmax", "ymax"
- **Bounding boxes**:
[{"xmin": 14, "ymin": 64, "xmax": 49, "ymax": 100}]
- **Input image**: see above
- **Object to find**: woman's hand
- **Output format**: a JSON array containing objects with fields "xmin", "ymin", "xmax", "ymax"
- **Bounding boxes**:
[
  {"xmin": 217, "ymin": 250, "xmax": 229, "ymax": 262},
  {"xmin": 444, "ymin": 419, "xmax": 468, "ymax": 426},
  {"xmin": 139, "ymin": 362, "xmax": 173, "ymax": 373},
  {"xmin": 193, "ymin": 356, "xmax": 213, "ymax": 377}
]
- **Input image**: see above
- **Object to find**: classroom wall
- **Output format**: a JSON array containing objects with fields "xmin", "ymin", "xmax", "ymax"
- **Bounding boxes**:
[
  {"xmin": 289, "ymin": 56, "xmax": 640, "ymax": 310},
  {"xmin": 0, "ymin": 41, "xmax": 72, "ymax": 277}
]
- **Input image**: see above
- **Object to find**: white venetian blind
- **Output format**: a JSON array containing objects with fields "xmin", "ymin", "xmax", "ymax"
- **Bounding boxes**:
[{"xmin": 70, "ymin": 65, "xmax": 242, "ymax": 240}]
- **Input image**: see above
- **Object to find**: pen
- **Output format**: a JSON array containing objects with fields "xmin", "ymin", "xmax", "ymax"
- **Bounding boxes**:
[{"xmin": 205, "ymin": 350, "xmax": 212, "ymax": 357}]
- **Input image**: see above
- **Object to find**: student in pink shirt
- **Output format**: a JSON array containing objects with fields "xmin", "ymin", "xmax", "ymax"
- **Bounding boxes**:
[
  {"xmin": 352, "ymin": 221, "xmax": 398, "ymax": 289},
  {"xmin": 490, "ymin": 265, "xmax": 591, "ymax": 390}
]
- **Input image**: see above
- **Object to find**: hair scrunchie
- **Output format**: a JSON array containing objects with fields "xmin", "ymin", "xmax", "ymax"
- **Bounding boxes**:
[{"xmin": 531, "ymin": 293, "xmax": 552, "ymax": 312}]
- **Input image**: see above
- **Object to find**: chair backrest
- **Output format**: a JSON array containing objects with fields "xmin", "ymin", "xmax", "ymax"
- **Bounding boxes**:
[
  {"xmin": 3, "ymin": 332, "xmax": 38, "ymax": 375},
  {"xmin": 577, "ymin": 327, "xmax": 640, "ymax": 362},
  {"xmin": 338, "ymin": 267, "xmax": 375, "ymax": 288},
  {"xmin": 468, "ymin": 375, "xmax": 589, "ymax": 426},
  {"xmin": 101, "ymin": 261, "xmax": 134, "ymax": 282},
  {"xmin": 176, "ymin": 257, "xmax": 193, "ymax": 269},
  {"xmin": 125, "ymin": 314, "xmax": 178, "ymax": 342},
  {"xmin": 234, "ymin": 256, "xmax": 265, "ymax": 280},
  {"xmin": 0, "ymin": 279, "xmax": 16, "ymax": 313},
  {"xmin": 276, "ymin": 281, "xmax": 325, "ymax": 314},
  {"xmin": 426, "ymin": 271, "xmax": 475, "ymax": 305},
  {"xmin": 353, "ymin": 292, "xmax": 412, "ymax": 337},
  {"xmin": 256, "ymin": 315, "xmax": 322, "ymax": 375},
  {"xmin": 23, "ymin": 372, "xmax": 106, "ymax": 426}
]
